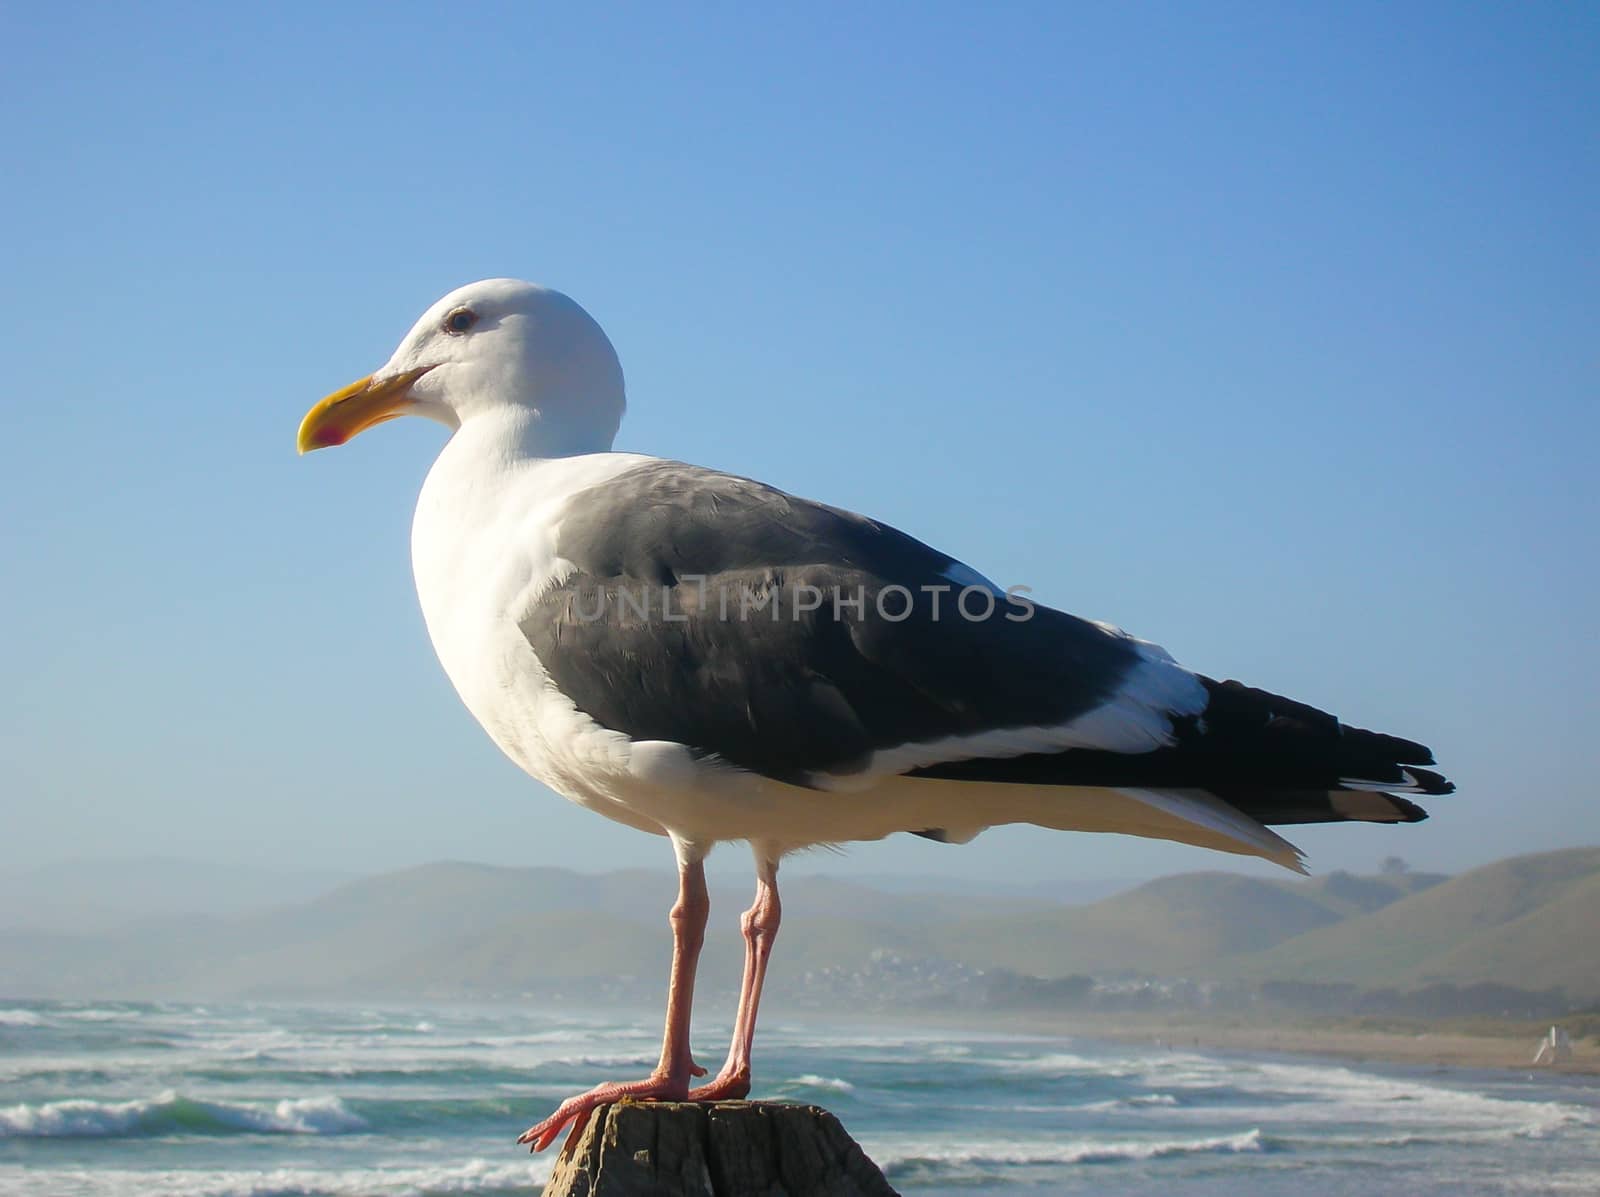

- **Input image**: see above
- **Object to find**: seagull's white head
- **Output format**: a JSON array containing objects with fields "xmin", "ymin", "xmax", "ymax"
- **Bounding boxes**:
[{"xmin": 298, "ymin": 278, "xmax": 626, "ymax": 458}]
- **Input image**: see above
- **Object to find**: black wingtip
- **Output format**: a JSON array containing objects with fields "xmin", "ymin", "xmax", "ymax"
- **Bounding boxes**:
[
  {"xmin": 1390, "ymin": 795, "xmax": 1430, "ymax": 823},
  {"xmin": 1407, "ymin": 766, "xmax": 1454, "ymax": 796},
  {"xmin": 1354, "ymin": 728, "xmax": 1437, "ymax": 767}
]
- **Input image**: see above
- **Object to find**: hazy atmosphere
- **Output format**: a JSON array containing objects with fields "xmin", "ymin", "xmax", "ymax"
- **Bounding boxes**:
[
  {"xmin": 3, "ymin": 4, "xmax": 1595, "ymax": 887},
  {"xmin": 5, "ymin": 8, "xmax": 1598, "ymax": 1197}
]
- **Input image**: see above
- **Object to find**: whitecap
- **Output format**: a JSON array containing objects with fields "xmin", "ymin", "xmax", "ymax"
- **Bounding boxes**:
[
  {"xmin": 985, "ymin": 1049, "xmax": 1139, "ymax": 1078},
  {"xmin": 1074, "ymin": 1092, "xmax": 1182, "ymax": 1112},
  {"xmin": 0, "ymin": 1157, "xmax": 553, "ymax": 1196},
  {"xmin": 873, "ymin": 1127, "xmax": 1266, "ymax": 1178},
  {"xmin": 784, "ymin": 1074, "xmax": 856, "ymax": 1093},
  {"xmin": 56, "ymin": 1007, "xmax": 129, "ymax": 1023},
  {"xmin": 1186, "ymin": 1057, "xmax": 1597, "ymax": 1141},
  {"xmin": 1127, "ymin": 1093, "xmax": 1180, "ymax": 1107},
  {"xmin": 0, "ymin": 1091, "xmax": 368, "ymax": 1139}
]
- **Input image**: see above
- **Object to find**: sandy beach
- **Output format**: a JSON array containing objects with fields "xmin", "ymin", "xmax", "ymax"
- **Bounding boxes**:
[{"xmin": 1008, "ymin": 1011, "xmax": 1600, "ymax": 1076}]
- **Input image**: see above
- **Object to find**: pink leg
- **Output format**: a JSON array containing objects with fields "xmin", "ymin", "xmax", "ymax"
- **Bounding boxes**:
[
  {"xmin": 688, "ymin": 856, "xmax": 781, "ymax": 1101},
  {"xmin": 517, "ymin": 851, "xmax": 710, "ymax": 1152}
]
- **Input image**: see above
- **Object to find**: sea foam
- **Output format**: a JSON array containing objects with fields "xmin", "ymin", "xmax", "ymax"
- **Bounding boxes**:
[
  {"xmin": 784, "ymin": 1074, "xmax": 856, "ymax": 1093},
  {"xmin": 876, "ymin": 1127, "xmax": 1266, "ymax": 1181},
  {"xmin": 0, "ymin": 1092, "xmax": 367, "ymax": 1139},
  {"xmin": 0, "ymin": 1157, "xmax": 552, "ymax": 1197}
]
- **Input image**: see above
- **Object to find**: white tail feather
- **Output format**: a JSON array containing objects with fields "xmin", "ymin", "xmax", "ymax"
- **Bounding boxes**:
[{"xmin": 1118, "ymin": 787, "xmax": 1308, "ymax": 874}]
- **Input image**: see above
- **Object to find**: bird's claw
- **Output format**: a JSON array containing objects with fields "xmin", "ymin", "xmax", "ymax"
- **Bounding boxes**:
[
  {"xmin": 517, "ymin": 1073, "xmax": 692, "ymax": 1153},
  {"xmin": 686, "ymin": 1066, "xmax": 752, "ymax": 1101}
]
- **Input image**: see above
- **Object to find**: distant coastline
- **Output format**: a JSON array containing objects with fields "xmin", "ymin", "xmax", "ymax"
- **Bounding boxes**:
[
  {"xmin": 6, "ymin": 848, "xmax": 1598, "ymax": 1089},
  {"xmin": 899, "ymin": 1007, "xmax": 1600, "ymax": 1078}
]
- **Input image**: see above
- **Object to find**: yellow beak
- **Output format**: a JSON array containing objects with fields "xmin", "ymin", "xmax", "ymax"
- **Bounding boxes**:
[{"xmin": 297, "ymin": 366, "xmax": 433, "ymax": 454}]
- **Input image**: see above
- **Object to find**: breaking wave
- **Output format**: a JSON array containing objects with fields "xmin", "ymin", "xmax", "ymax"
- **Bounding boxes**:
[
  {"xmin": 1076, "ymin": 1092, "xmax": 1182, "ymax": 1111},
  {"xmin": 878, "ymin": 1127, "xmax": 1267, "ymax": 1181},
  {"xmin": 784, "ymin": 1074, "xmax": 856, "ymax": 1093},
  {"xmin": 0, "ymin": 1092, "xmax": 367, "ymax": 1139},
  {"xmin": 0, "ymin": 1158, "xmax": 552, "ymax": 1197}
]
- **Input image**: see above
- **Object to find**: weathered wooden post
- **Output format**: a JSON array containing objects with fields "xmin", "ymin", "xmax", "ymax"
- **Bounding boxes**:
[{"xmin": 542, "ymin": 1101, "xmax": 898, "ymax": 1197}]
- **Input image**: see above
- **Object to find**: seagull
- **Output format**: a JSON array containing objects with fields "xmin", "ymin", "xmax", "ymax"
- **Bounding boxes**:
[{"xmin": 297, "ymin": 278, "xmax": 1452, "ymax": 1151}]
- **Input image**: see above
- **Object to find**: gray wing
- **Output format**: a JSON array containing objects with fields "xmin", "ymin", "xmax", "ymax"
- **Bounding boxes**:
[
  {"xmin": 521, "ymin": 460, "xmax": 1144, "ymax": 787},
  {"xmin": 522, "ymin": 460, "xmax": 1452, "ymax": 829}
]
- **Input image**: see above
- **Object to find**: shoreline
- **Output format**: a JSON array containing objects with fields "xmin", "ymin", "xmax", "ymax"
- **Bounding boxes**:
[
  {"xmin": 834, "ymin": 1003, "xmax": 1600, "ymax": 1077},
  {"xmin": 11, "ymin": 992, "xmax": 1595, "ymax": 1079},
  {"xmin": 995, "ymin": 1010, "xmax": 1600, "ymax": 1077}
]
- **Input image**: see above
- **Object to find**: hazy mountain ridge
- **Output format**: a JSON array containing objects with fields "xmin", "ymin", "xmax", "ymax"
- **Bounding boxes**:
[
  {"xmin": 1235, "ymin": 846, "xmax": 1600, "ymax": 991},
  {"xmin": 0, "ymin": 857, "xmax": 353, "ymax": 933},
  {"xmin": 3, "ymin": 849, "xmax": 1595, "ymax": 1004}
]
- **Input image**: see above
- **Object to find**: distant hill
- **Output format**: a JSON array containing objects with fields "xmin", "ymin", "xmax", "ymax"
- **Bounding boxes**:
[
  {"xmin": 0, "ymin": 857, "xmax": 353, "ymax": 933},
  {"xmin": 1239, "ymin": 846, "xmax": 1600, "ymax": 993},
  {"xmin": 936, "ymin": 869, "xmax": 1443, "ymax": 978},
  {"xmin": 0, "ymin": 863, "xmax": 1023, "ymax": 1001},
  {"xmin": 3, "ymin": 849, "xmax": 1595, "ymax": 1003}
]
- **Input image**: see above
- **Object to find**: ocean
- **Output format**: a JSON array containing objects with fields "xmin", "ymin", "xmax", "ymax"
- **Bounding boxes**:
[{"xmin": 1, "ymin": 1001, "xmax": 1595, "ymax": 1196}]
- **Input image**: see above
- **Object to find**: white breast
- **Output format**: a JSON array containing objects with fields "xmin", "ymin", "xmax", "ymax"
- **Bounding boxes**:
[{"xmin": 409, "ymin": 417, "xmax": 666, "ymax": 832}]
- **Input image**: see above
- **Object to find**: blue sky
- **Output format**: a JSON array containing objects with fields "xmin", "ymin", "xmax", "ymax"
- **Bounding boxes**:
[{"xmin": 1, "ymin": 2, "xmax": 1594, "ymax": 886}]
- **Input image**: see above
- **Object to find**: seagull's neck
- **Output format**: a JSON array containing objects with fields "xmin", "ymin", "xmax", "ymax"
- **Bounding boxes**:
[
  {"xmin": 445, "ymin": 404, "xmax": 618, "ymax": 467},
  {"xmin": 416, "ymin": 408, "xmax": 621, "ymax": 549},
  {"xmin": 411, "ymin": 406, "xmax": 646, "ymax": 680}
]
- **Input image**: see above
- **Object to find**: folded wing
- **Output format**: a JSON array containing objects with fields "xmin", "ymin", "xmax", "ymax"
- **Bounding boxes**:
[{"xmin": 522, "ymin": 461, "xmax": 1451, "ymax": 864}]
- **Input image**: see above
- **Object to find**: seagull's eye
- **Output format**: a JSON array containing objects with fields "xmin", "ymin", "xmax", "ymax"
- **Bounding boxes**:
[{"xmin": 443, "ymin": 308, "xmax": 478, "ymax": 335}]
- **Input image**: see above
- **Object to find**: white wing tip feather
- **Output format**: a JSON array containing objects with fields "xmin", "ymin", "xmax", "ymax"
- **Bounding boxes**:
[{"xmin": 1338, "ymin": 770, "xmax": 1421, "ymax": 794}]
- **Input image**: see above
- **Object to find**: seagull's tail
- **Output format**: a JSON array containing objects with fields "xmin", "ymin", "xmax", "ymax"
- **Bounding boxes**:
[
  {"xmin": 1177, "ymin": 678, "xmax": 1454, "ymax": 829},
  {"xmin": 906, "ymin": 676, "xmax": 1453, "ymax": 869}
]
